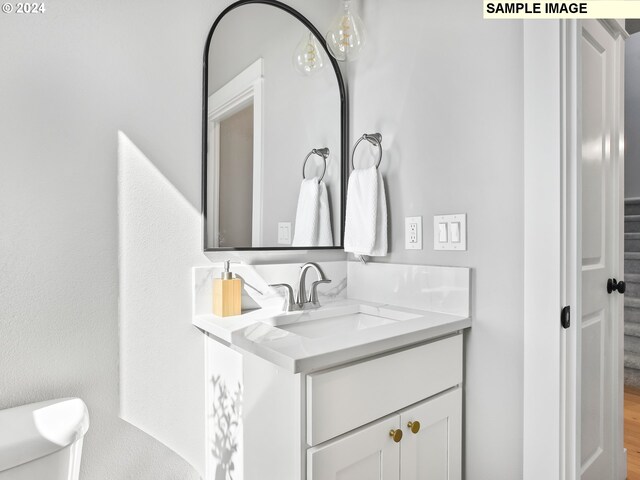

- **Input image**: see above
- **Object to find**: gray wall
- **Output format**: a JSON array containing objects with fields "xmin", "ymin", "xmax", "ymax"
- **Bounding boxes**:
[
  {"xmin": 626, "ymin": 33, "xmax": 640, "ymax": 198},
  {"xmin": 1, "ymin": 1, "xmax": 524, "ymax": 480},
  {"xmin": 627, "ymin": 19, "xmax": 640, "ymax": 35},
  {"xmin": 350, "ymin": 2, "xmax": 524, "ymax": 478}
]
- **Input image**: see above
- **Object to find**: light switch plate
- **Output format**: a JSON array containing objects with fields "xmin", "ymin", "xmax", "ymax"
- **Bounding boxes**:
[
  {"xmin": 433, "ymin": 214, "xmax": 467, "ymax": 251},
  {"xmin": 278, "ymin": 222, "xmax": 291, "ymax": 245},
  {"xmin": 405, "ymin": 216, "xmax": 423, "ymax": 250}
]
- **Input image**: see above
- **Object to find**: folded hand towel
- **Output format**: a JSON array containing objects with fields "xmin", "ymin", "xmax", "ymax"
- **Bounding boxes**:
[
  {"xmin": 293, "ymin": 178, "xmax": 334, "ymax": 247},
  {"xmin": 292, "ymin": 178, "xmax": 320, "ymax": 246},
  {"xmin": 344, "ymin": 166, "xmax": 388, "ymax": 256}
]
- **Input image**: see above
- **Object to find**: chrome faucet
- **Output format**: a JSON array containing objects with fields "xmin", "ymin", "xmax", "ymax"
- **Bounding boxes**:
[{"xmin": 269, "ymin": 262, "xmax": 331, "ymax": 312}]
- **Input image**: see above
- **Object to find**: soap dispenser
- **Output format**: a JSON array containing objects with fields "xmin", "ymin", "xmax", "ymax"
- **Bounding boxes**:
[{"xmin": 213, "ymin": 260, "xmax": 242, "ymax": 317}]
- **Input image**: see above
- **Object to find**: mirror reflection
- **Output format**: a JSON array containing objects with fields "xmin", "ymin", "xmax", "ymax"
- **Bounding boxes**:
[{"xmin": 204, "ymin": 3, "xmax": 344, "ymax": 250}]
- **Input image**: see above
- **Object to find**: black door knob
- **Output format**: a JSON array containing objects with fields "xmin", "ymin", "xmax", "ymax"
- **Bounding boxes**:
[{"xmin": 607, "ymin": 278, "xmax": 626, "ymax": 294}]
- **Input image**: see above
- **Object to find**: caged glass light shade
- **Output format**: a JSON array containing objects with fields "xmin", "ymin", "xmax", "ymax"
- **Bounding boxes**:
[
  {"xmin": 293, "ymin": 32, "xmax": 325, "ymax": 75},
  {"xmin": 325, "ymin": 0, "xmax": 366, "ymax": 62}
]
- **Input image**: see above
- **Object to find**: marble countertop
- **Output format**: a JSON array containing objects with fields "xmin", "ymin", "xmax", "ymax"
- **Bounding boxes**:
[
  {"xmin": 192, "ymin": 262, "xmax": 471, "ymax": 373},
  {"xmin": 193, "ymin": 299, "xmax": 470, "ymax": 373}
]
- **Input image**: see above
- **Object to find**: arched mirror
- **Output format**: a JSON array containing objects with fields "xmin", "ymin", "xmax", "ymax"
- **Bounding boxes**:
[{"xmin": 202, "ymin": 0, "xmax": 348, "ymax": 251}]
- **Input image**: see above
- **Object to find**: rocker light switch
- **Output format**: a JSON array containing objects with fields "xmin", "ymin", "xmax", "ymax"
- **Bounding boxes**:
[
  {"xmin": 451, "ymin": 222, "xmax": 461, "ymax": 243},
  {"xmin": 438, "ymin": 223, "xmax": 448, "ymax": 243}
]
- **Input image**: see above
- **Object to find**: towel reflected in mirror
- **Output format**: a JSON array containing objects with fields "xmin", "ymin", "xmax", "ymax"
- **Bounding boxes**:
[{"xmin": 292, "ymin": 177, "xmax": 333, "ymax": 247}]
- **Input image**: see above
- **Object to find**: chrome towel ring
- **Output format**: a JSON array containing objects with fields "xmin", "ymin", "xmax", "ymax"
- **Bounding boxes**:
[
  {"xmin": 302, "ymin": 147, "xmax": 329, "ymax": 183},
  {"xmin": 351, "ymin": 133, "xmax": 382, "ymax": 170}
]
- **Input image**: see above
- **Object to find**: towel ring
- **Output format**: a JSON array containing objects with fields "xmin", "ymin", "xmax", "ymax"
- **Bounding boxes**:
[
  {"xmin": 302, "ymin": 148, "xmax": 329, "ymax": 183},
  {"xmin": 351, "ymin": 133, "xmax": 383, "ymax": 170}
]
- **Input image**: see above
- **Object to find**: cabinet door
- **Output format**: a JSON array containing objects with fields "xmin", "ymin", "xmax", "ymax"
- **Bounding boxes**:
[
  {"xmin": 308, "ymin": 414, "xmax": 401, "ymax": 480},
  {"xmin": 400, "ymin": 387, "xmax": 462, "ymax": 480}
]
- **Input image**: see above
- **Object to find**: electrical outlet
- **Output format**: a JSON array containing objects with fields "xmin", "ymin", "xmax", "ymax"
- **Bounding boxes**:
[
  {"xmin": 409, "ymin": 223, "xmax": 417, "ymax": 242},
  {"xmin": 405, "ymin": 216, "xmax": 422, "ymax": 250},
  {"xmin": 278, "ymin": 222, "xmax": 291, "ymax": 245}
]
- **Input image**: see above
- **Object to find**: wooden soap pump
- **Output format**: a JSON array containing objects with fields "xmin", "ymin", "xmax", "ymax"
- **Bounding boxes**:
[{"xmin": 213, "ymin": 260, "xmax": 242, "ymax": 317}]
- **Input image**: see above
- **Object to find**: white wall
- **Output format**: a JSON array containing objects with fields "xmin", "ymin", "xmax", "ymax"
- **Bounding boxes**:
[
  {"xmin": 1, "ymin": 1, "xmax": 524, "ymax": 480},
  {"xmin": 0, "ymin": 1, "xmax": 215, "ymax": 478},
  {"xmin": 350, "ymin": 2, "xmax": 524, "ymax": 478},
  {"xmin": 625, "ymin": 33, "xmax": 640, "ymax": 198}
]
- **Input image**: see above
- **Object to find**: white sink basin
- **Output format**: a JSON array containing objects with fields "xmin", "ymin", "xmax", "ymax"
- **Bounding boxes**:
[{"xmin": 266, "ymin": 304, "xmax": 422, "ymax": 339}]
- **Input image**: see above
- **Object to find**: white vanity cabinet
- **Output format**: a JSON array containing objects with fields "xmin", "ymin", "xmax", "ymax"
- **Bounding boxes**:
[
  {"xmin": 400, "ymin": 388, "xmax": 462, "ymax": 480},
  {"xmin": 308, "ymin": 388, "xmax": 461, "ymax": 480},
  {"xmin": 306, "ymin": 335, "xmax": 462, "ymax": 480},
  {"xmin": 307, "ymin": 414, "xmax": 401, "ymax": 480},
  {"xmin": 204, "ymin": 331, "xmax": 464, "ymax": 480}
]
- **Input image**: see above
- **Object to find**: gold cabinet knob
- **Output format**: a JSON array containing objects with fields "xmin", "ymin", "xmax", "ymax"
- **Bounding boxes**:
[
  {"xmin": 407, "ymin": 421, "xmax": 421, "ymax": 434},
  {"xmin": 389, "ymin": 429, "xmax": 403, "ymax": 443}
]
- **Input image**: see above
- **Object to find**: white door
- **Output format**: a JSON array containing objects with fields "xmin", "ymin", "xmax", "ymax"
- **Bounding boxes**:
[
  {"xmin": 307, "ymin": 415, "xmax": 401, "ymax": 480},
  {"xmin": 579, "ymin": 19, "xmax": 623, "ymax": 480},
  {"xmin": 400, "ymin": 388, "xmax": 462, "ymax": 480}
]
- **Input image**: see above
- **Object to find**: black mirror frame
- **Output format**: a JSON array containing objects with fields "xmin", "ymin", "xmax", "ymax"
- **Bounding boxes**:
[{"xmin": 202, "ymin": 0, "xmax": 349, "ymax": 252}]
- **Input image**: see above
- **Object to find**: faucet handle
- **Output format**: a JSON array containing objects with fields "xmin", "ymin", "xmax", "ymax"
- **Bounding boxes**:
[
  {"xmin": 269, "ymin": 283, "xmax": 295, "ymax": 311},
  {"xmin": 309, "ymin": 279, "xmax": 332, "ymax": 305}
]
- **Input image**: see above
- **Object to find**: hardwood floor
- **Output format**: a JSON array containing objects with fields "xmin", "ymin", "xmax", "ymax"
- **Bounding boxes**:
[{"xmin": 626, "ymin": 387, "xmax": 640, "ymax": 480}]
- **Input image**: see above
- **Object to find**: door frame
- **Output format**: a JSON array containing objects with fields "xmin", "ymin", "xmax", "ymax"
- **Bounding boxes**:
[
  {"xmin": 207, "ymin": 58, "xmax": 264, "ymax": 247},
  {"xmin": 523, "ymin": 19, "xmax": 627, "ymax": 480}
]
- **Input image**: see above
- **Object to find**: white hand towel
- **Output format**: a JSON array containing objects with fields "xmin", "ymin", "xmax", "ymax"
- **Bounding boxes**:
[
  {"xmin": 292, "ymin": 178, "xmax": 320, "ymax": 246},
  {"xmin": 344, "ymin": 166, "xmax": 388, "ymax": 256},
  {"xmin": 317, "ymin": 181, "xmax": 334, "ymax": 247}
]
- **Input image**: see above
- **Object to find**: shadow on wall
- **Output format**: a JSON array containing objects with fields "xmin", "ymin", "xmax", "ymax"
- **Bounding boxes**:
[{"xmin": 210, "ymin": 375, "xmax": 242, "ymax": 480}]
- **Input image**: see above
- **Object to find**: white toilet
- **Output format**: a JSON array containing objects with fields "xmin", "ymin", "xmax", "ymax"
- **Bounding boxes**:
[{"xmin": 0, "ymin": 398, "xmax": 89, "ymax": 479}]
